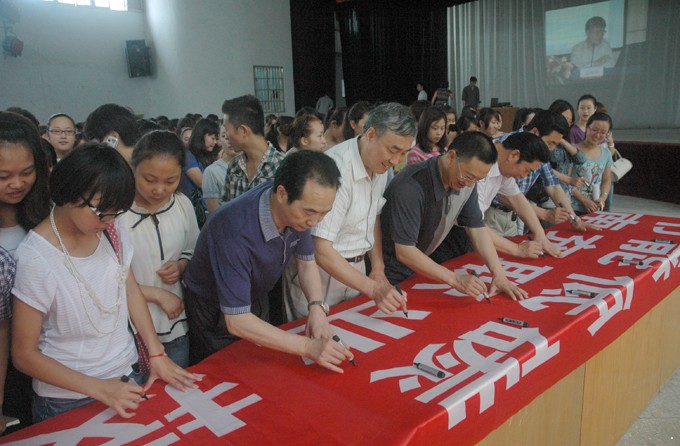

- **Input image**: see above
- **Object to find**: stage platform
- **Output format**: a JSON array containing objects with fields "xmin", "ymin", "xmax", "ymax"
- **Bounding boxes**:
[{"xmin": 614, "ymin": 128, "xmax": 680, "ymax": 144}]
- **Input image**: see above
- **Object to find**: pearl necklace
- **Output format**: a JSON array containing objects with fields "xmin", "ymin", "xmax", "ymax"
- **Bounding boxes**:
[{"xmin": 50, "ymin": 207, "xmax": 126, "ymax": 335}]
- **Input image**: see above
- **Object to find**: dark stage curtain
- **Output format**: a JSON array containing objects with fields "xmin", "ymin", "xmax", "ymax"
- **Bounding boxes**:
[
  {"xmin": 615, "ymin": 142, "xmax": 680, "ymax": 205},
  {"xmin": 336, "ymin": 2, "xmax": 448, "ymax": 106},
  {"xmin": 290, "ymin": 0, "xmax": 337, "ymax": 112}
]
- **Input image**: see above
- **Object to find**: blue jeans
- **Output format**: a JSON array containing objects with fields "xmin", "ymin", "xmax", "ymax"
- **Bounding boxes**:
[
  {"xmin": 32, "ymin": 370, "xmax": 144, "ymax": 423},
  {"xmin": 163, "ymin": 334, "xmax": 190, "ymax": 369}
]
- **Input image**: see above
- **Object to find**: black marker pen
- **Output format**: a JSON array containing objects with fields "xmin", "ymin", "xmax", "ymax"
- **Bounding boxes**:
[
  {"xmin": 566, "ymin": 289, "xmax": 597, "ymax": 298},
  {"xmin": 653, "ymin": 239, "xmax": 674, "ymax": 244},
  {"xmin": 332, "ymin": 335, "xmax": 356, "ymax": 366},
  {"xmin": 121, "ymin": 375, "xmax": 148, "ymax": 400},
  {"xmin": 498, "ymin": 317, "xmax": 529, "ymax": 328},
  {"xmin": 413, "ymin": 362, "xmax": 445, "ymax": 378},
  {"xmin": 467, "ymin": 269, "xmax": 491, "ymax": 303},
  {"xmin": 558, "ymin": 203, "xmax": 577, "ymax": 223},
  {"xmin": 620, "ymin": 259, "xmax": 643, "ymax": 266},
  {"xmin": 395, "ymin": 284, "xmax": 408, "ymax": 318}
]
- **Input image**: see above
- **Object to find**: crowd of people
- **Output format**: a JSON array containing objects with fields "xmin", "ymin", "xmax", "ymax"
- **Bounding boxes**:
[{"xmin": 0, "ymin": 89, "xmax": 618, "ymax": 431}]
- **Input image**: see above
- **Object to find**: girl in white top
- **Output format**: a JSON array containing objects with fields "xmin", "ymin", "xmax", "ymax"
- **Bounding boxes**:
[
  {"xmin": 12, "ymin": 143, "xmax": 198, "ymax": 422},
  {"xmin": 121, "ymin": 131, "xmax": 200, "ymax": 368},
  {"xmin": 0, "ymin": 112, "xmax": 51, "ymax": 255}
]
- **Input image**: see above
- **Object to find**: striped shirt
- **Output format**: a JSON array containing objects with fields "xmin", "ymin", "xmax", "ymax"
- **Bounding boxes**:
[{"xmin": 407, "ymin": 144, "xmax": 441, "ymax": 166}]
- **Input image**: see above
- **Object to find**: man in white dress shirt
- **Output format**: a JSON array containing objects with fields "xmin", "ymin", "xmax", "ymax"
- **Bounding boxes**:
[{"xmin": 284, "ymin": 103, "xmax": 416, "ymax": 320}]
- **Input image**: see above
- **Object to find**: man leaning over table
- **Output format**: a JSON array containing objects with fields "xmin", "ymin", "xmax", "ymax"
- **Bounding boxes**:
[
  {"xmin": 382, "ymin": 132, "xmax": 528, "ymax": 301},
  {"xmin": 183, "ymin": 151, "xmax": 354, "ymax": 372},
  {"xmin": 490, "ymin": 110, "xmax": 595, "ymax": 235},
  {"xmin": 430, "ymin": 132, "xmax": 562, "ymax": 264},
  {"xmin": 284, "ymin": 103, "xmax": 416, "ymax": 321}
]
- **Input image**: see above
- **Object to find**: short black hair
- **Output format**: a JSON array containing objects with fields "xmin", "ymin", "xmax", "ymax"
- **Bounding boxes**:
[
  {"xmin": 470, "ymin": 76, "xmax": 478, "ymax": 82},
  {"xmin": 501, "ymin": 132, "xmax": 550, "ymax": 163},
  {"xmin": 51, "ymin": 142, "xmax": 135, "ymax": 213},
  {"xmin": 525, "ymin": 110, "xmax": 570, "ymax": 139},
  {"xmin": 84, "ymin": 103, "xmax": 140, "ymax": 147},
  {"xmin": 0, "ymin": 111, "xmax": 51, "ymax": 230},
  {"xmin": 450, "ymin": 131, "xmax": 497, "ymax": 165},
  {"xmin": 586, "ymin": 112, "xmax": 614, "ymax": 131},
  {"xmin": 6, "ymin": 107, "xmax": 40, "ymax": 128},
  {"xmin": 131, "ymin": 130, "xmax": 186, "ymax": 169},
  {"xmin": 585, "ymin": 16, "xmax": 606, "ymax": 32},
  {"xmin": 456, "ymin": 115, "xmax": 477, "ymax": 132},
  {"xmin": 221, "ymin": 95, "xmax": 265, "ymax": 136},
  {"xmin": 274, "ymin": 150, "xmax": 341, "ymax": 203}
]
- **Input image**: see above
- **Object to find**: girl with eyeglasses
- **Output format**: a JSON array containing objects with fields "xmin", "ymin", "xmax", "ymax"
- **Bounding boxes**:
[
  {"xmin": 11, "ymin": 143, "xmax": 199, "ymax": 422},
  {"xmin": 45, "ymin": 113, "xmax": 77, "ymax": 160},
  {"xmin": 570, "ymin": 112, "xmax": 614, "ymax": 215}
]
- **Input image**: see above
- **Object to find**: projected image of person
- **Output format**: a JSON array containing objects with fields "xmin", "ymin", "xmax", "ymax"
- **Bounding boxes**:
[{"xmin": 570, "ymin": 16, "xmax": 615, "ymax": 69}]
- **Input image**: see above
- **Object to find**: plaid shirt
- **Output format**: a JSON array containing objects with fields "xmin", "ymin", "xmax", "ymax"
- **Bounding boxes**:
[
  {"xmin": 0, "ymin": 246, "xmax": 16, "ymax": 320},
  {"xmin": 222, "ymin": 143, "xmax": 285, "ymax": 203},
  {"xmin": 516, "ymin": 162, "xmax": 560, "ymax": 194}
]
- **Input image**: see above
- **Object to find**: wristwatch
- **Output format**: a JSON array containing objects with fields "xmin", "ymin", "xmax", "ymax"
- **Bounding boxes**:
[{"xmin": 308, "ymin": 300, "xmax": 330, "ymax": 315}]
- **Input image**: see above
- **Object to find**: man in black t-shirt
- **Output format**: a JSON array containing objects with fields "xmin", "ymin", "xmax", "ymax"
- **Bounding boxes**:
[{"xmin": 381, "ymin": 132, "xmax": 527, "ymax": 301}]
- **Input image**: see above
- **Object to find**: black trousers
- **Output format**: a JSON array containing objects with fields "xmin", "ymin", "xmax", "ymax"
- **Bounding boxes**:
[{"xmin": 184, "ymin": 288, "xmax": 239, "ymax": 366}]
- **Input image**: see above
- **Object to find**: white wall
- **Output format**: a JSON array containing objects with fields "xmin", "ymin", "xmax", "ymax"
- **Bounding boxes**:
[{"xmin": 0, "ymin": 0, "xmax": 295, "ymax": 123}]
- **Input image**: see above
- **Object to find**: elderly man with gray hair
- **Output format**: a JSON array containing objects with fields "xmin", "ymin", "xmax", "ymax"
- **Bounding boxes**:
[{"xmin": 284, "ymin": 102, "xmax": 416, "ymax": 321}]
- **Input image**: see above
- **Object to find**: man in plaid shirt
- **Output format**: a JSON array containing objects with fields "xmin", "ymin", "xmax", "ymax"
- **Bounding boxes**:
[
  {"xmin": 221, "ymin": 95, "xmax": 285, "ymax": 203},
  {"xmin": 489, "ymin": 110, "xmax": 591, "ymax": 235}
]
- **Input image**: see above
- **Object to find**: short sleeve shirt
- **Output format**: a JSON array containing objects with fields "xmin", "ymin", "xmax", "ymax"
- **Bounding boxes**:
[
  {"xmin": 202, "ymin": 159, "xmax": 229, "ymax": 200},
  {"xmin": 382, "ymin": 156, "xmax": 484, "ymax": 281},
  {"xmin": 311, "ymin": 136, "xmax": 388, "ymax": 258},
  {"xmin": 184, "ymin": 183, "xmax": 314, "ymax": 320},
  {"xmin": 475, "ymin": 162, "xmax": 521, "ymax": 213},
  {"xmin": 222, "ymin": 143, "xmax": 285, "ymax": 203}
]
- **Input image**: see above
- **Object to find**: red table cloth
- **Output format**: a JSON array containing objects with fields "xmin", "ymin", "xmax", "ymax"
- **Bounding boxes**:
[{"xmin": 3, "ymin": 212, "xmax": 680, "ymax": 445}]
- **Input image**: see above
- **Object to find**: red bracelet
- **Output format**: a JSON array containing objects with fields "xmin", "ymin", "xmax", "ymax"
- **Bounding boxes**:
[{"xmin": 148, "ymin": 353, "xmax": 168, "ymax": 359}]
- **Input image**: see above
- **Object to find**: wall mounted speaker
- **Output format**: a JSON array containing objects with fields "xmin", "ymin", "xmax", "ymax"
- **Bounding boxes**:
[{"xmin": 125, "ymin": 39, "xmax": 151, "ymax": 78}]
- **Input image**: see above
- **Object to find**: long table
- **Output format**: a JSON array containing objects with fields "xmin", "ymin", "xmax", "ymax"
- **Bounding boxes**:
[{"xmin": 3, "ymin": 212, "xmax": 680, "ymax": 445}]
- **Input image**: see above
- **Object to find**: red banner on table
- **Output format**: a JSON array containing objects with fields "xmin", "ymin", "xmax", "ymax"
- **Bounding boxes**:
[{"xmin": 3, "ymin": 212, "xmax": 680, "ymax": 445}]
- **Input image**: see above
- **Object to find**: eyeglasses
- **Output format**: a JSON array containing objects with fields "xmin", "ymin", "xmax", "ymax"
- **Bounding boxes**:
[
  {"xmin": 459, "ymin": 172, "xmax": 481, "ymax": 185},
  {"xmin": 48, "ymin": 129, "xmax": 76, "ymax": 136},
  {"xmin": 80, "ymin": 196, "xmax": 125, "ymax": 223}
]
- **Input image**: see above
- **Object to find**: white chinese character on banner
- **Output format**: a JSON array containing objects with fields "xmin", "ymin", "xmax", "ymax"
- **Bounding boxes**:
[
  {"xmin": 653, "ymin": 221, "xmax": 680, "ymax": 237},
  {"xmin": 164, "ymin": 377, "xmax": 262, "ymax": 438},
  {"xmin": 581, "ymin": 211, "xmax": 642, "ymax": 231},
  {"xmin": 544, "ymin": 231, "xmax": 603, "ymax": 257},
  {"xmin": 370, "ymin": 322, "xmax": 559, "ymax": 429},
  {"xmin": 520, "ymin": 274, "xmax": 634, "ymax": 335},
  {"xmin": 6, "ymin": 408, "xmax": 167, "ymax": 446}
]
